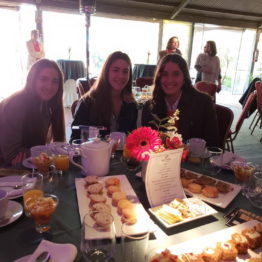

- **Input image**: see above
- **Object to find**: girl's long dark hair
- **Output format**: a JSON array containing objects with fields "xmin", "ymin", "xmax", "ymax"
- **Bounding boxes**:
[
  {"xmin": 151, "ymin": 54, "xmax": 193, "ymax": 118},
  {"xmin": 22, "ymin": 59, "xmax": 65, "ymax": 147},
  {"xmin": 82, "ymin": 51, "xmax": 135, "ymax": 127}
]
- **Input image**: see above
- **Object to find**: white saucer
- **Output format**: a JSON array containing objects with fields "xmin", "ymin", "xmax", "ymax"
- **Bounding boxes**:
[
  {"xmin": 0, "ymin": 200, "xmax": 23, "ymax": 228},
  {"xmin": 22, "ymin": 157, "xmax": 36, "ymax": 169},
  {"xmin": 0, "ymin": 175, "xmax": 23, "ymax": 199}
]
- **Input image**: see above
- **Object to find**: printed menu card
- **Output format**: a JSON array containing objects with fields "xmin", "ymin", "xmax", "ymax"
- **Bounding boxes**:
[{"xmin": 145, "ymin": 148, "xmax": 185, "ymax": 207}]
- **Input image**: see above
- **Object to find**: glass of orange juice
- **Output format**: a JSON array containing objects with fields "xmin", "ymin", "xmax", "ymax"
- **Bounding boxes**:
[
  {"xmin": 53, "ymin": 154, "xmax": 69, "ymax": 174},
  {"xmin": 25, "ymin": 193, "xmax": 59, "ymax": 233},
  {"xmin": 22, "ymin": 172, "xmax": 43, "ymax": 217}
]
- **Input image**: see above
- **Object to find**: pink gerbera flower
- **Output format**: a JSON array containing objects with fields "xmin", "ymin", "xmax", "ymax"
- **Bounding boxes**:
[{"xmin": 126, "ymin": 127, "xmax": 162, "ymax": 161}]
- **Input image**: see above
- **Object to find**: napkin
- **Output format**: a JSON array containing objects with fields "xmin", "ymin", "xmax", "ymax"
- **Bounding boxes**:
[
  {"xmin": 0, "ymin": 181, "xmax": 23, "ymax": 187},
  {"xmin": 212, "ymin": 151, "xmax": 245, "ymax": 169},
  {"xmin": 14, "ymin": 240, "xmax": 77, "ymax": 262}
]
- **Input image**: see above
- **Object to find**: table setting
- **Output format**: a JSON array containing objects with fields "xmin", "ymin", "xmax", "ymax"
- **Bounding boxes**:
[{"xmin": 0, "ymin": 130, "xmax": 262, "ymax": 262}]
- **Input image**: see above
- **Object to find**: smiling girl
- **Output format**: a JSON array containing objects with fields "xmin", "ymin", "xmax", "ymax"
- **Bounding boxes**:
[
  {"xmin": 142, "ymin": 54, "xmax": 219, "ymax": 146},
  {"xmin": 0, "ymin": 59, "xmax": 65, "ymax": 166},
  {"xmin": 70, "ymin": 51, "xmax": 138, "ymax": 141}
]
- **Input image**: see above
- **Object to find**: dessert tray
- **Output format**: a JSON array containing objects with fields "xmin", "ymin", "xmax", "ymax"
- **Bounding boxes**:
[
  {"xmin": 149, "ymin": 197, "xmax": 217, "ymax": 228},
  {"xmin": 148, "ymin": 220, "xmax": 262, "ymax": 262},
  {"xmin": 181, "ymin": 169, "xmax": 241, "ymax": 208},
  {"xmin": 75, "ymin": 174, "xmax": 153, "ymax": 237}
]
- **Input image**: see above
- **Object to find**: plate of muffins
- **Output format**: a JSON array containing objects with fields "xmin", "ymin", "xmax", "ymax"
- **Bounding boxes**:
[
  {"xmin": 148, "ymin": 219, "xmax": 262, "ymax": 262},
  {"xmin": 180, "ymin": 169, "xmax": 241, "ymax": 208},
  {"xmin": 75, "ymin": 174, "xmax": 154, "ymax": 237}
]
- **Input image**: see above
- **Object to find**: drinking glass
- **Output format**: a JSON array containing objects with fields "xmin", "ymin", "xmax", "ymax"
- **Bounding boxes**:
[
  {"xmin": 121, "ymin": 221, "xmax": 150, "ymax": 262},
  {"xmin": 203, "ymin": 146, "xmax": 223, "ymax": 176},
  {"xmin": 53, "ymin": 154, "xmax": 69, "ymax": 175},
  {"xmin": 81, "ymin": 211, "xmax": 116, "ymax": 262},
  {"xmin": 22, "ymin": 172, "xmax": 43, "ymax": 217},
  {"xmin": 246, "ymin": 170, "xmax": 262, "ymax": 209},
  {"xmin": 25, "ymin": 193, "xmax": 59, "ymax": 233}
]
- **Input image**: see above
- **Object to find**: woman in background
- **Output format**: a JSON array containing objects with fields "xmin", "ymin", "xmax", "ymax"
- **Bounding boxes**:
[
  {"xmin": 0, "ymin": 59, "xmax": 65, "ymax": 166},
  {"xmin": 26, "ymin": 29, "xmax": 45, "ymax": 69},
  {"xmin": 70, "ymin": 51, "xmax": 138, "ymax": 141},
  {"xmin": 142, "ymin": 54, "xmax": 219, "ymax": 146},
  {"xmin": 194, "ymin": 40, "xmax": 221, "ymax": 92},
  {"xmin": 159, "ymin": 36, "xmax": 182, "ymax": 60}
]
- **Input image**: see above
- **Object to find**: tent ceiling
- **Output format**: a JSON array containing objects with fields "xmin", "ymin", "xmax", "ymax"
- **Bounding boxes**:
[{"xmin": 1, "ymin": 0, "xmax": 262, "ymax": 29}]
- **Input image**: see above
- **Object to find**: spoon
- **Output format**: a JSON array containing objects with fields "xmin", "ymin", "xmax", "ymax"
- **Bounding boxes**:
[{"xmin": 35, "ymin": 251, "xmax": 51, "ymax": 262}]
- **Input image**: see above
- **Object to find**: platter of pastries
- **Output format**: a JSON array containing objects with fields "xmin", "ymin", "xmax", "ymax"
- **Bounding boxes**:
[
  {"xmin": 75, "ymin": 174, "xmax": 152, "ymax": 237},
  {"xmin": 148, "ymin": 220, "xmax": 262, "ymax": 262},
  {"xmin": 149, "ymin": 197, "xmax": 217, "ymax": 228},
  {"xmin": 180, "ymin": 169, "xmax": 241, "ymax": 208}
]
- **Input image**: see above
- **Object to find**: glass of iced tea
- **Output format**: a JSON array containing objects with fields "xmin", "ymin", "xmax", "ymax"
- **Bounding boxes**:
[
  {"xmin": 22, "ymin": 172, "xmax": 43, "ymax": 217},
  {"xmin": 25, "ymin": 193, "xmax": 59, "ymax": 233},
  {"xmin": 53, "ymin": 154, "xmax": 69, "ymax": 175}
]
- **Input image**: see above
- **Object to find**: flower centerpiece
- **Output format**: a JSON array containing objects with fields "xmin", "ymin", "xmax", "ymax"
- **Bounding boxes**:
[{"xmin": 125, "ymin": 110, "xmax": 188, "ymax": 163}]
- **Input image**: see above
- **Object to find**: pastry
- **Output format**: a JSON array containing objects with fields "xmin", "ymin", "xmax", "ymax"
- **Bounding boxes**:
[
  {"xmin": 121, "ymin": 207, "xmax": 137, "ymax": 224},
  {"xmin": 254, "ymin": 222, "xmax": 262, "ymax": 233},
  {"xmin": 181, "ymin": 253, "xmax": 205, "ymax": 262},
  {"xmin": 89, "ymin": 194, "xmax": 107, "ymax": 206},
  {"xmin": 201, "ymin": 247, "xmax": 222, "ymax": 262},
  {"xmin": 149, "ymin": 249, "xmax": 182, "ymax": 262},
  {"xmin": 86, "ymin": 183, "xmax": 103, "ymax": 195},
  {"xmin": 181, "ymin": 177, "xmax": 195, "ymax": 188},
  {"xmin": 84, "ymin": 176, "xmax": 98, "ymax": 186},
  {"xmin": 202, "ymin": 186, "xmax": 218, "ymax": 198},
  {"xmin": 93, "ymin": 211, "xmax": 113, "ymax": 228},
  {"xmin": 107, "ymin": 185, "xmax": 121, "ymax": 197},
  {"xmin": 242, "ymin": 228, "xmax": 262, "ymax": 249},
  {"xmin": 195, "ymin": 176, "xmax": 216, "ymax": 186},
  {"xmin": 215, "ymin": 181, "xmax": 233, "ymax": 193},
  {"xmin": 105, "ymin": 177, "xmax": 120, "ymax": 188},
  {"xmin": 117, "ymin": 199, "xmax": 133, "ymax": 215},
  {"xmin": 216, "ymin": 241, "xmax": 238, "ymax": 260},
  {"xmin": 181, "ymin": 171, "xmax": 199, "ymax": 180},
  {"xmin": 188, "ymin": 183, "xmax": 202, "ymax": 193},
  {"xmin": 91, "ymin": 203, "xmax": 111, "ymax": 213},
  {"xmin": 231, "ymin": 232, "xmax": 249, "ymax": 254},
  {"xmin": 112, "ymin": 191, "xmax": 126, "ymax": 206}
]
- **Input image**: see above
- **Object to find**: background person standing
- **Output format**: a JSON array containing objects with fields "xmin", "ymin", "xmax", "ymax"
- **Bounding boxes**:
[{"xmin": 26, "ymin": 29, "xmax": 45, "ymax": 69}]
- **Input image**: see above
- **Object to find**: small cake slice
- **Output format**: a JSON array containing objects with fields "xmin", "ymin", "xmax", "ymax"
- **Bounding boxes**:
[
  {"xmin": 105, "ymin": 177, "xmax": 120, "ymax": 188},
  {"xmin": 117, "ymin": 199, "xmax": 133, "ymax": 215},
  {"xmin": 201, "ymin": 247, "xmax": 222, "ymax": 262},
  {"xmin": 107, "ymin": 185, "xmax": 121, "ymax": 197},
  {"xmin": 181, "ymin": 253, "xmax": 205, "ymax": 262},
  {"xmin": 231, "ymin": 232, "xmax": 249, "ymax": 254},
  {"xmin": 202, "ymin": 186, "xmax": 219, "ymax": 198},
  {"xmin": 93, "ymin": 211, "xmax": 113, "ymax": 228},
  {"xmin": 86, "ymin": 183, "xmax": 103, "ymax": 195},
  {"xmin": 216, "ymin": 241, "xmax": 238, "ymax": 260},
  {"xmin": 242, "ymin": 228, "xmax": 262, "ymax": 249},
  {"xmin": 121, "ymin": 208, "xmax": 137, "ymax": 225},
  {"xmin": 112, "ymin": 191, "xmax": 126, "ymax": 206},
  {"xmin": 89, "ymin": 194, "xmax": 107, "ymax": 206},
  {"xmin": 84, "ymin": 176, "xmax": 98, "ymax": 186},
  {"xmin": 91, "ymin": 203, "xmax": 111, "ymax": 213}
]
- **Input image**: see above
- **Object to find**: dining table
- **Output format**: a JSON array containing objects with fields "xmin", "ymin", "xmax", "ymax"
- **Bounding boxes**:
[{"xmin": 0, "ymin": 155, "xmax": 261, "ymax": 262}]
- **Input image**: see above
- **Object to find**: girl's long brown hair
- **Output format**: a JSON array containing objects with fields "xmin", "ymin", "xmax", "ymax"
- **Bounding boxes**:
[
  {"xmin": 151, "ymin": 54, "xmax": 193, "ymax": 118},
  {"xmin": 82, "ymin": 51, "xmax": 135, "ymax": 127},
  {"xmin": 22, "ymin": 59, "xmax": 65, "ymax": 147}
]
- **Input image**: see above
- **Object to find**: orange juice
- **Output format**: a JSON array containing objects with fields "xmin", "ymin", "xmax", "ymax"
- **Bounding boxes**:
[{"xmin": 53, "ymin": 155, "xmax": 69, "ymax": 171}]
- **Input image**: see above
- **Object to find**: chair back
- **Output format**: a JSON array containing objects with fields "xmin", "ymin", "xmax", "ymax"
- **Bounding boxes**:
[
  {"xmin": 235, "ymin": 90, "xmax": 257, "ymax": 134},
  {"xmin": 195, "ymin": 81, "xmax": 217, "ymax": 97},
  {"xmin": 135, "ymin": 77, "xmax": 153, "ymax": 88},
  {"xmin": 215, "ymin": 104, "xmax": 234, "ymax": 149},
  {"xmin": 255, "ymin": 81, "xmax": 262, "ymax": 113}
]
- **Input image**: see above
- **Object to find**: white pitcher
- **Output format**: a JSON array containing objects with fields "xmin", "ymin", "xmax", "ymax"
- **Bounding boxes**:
[{"xmin": 69, "ymin": 138, "xmax": 113, "ymax": 176}]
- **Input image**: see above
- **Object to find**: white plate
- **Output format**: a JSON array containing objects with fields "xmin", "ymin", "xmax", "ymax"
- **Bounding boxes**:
[
  {"xmin": 0, "ymin": 175, "xmax": 23, "ymax": 199},
  {"xmin": 149, "ymin": 220, "xmax": 262, "ymax": 260},
  {"xmin": 183, "ymin": 169, "xmax": 241, "ymax": 208},
  {"xmin": 149, "ymin": 198, "xmax": 217, "ymax": 228},
  {"xmin": 0, "ymin": 200, "xmax": 23, "ymax": 227},
  {"xmin": 75, "ymin": 175, "xmax": 154, "ymax": 237},
  {"xmin": 22, "ymin": 157, "xmax": 36, "ymax": 169}
]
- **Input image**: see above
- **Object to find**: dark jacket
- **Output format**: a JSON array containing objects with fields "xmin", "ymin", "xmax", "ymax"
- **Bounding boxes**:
[
  {"xmin": 70, "ymin": 98, "xmax": 138, "ymax": 141},
  {"xmin": 142, "ymin": 87, "xmax": 219, "ymax": 146}
]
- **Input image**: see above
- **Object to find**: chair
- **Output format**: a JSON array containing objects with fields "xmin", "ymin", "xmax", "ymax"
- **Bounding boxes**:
[
  {"xmin": 226, "ymin": 90, "xmax": 257, "ymax": 152},
  {"xmin": 135, "ymin": 77, "xmax": 153, "ymax": 88},
  {"xmin": 215, "ymin": 104, "xmax": 234, "ymax": 150},
  {"xmin": 250, "ymin": 81, "xmax": 262, "ymax": 141},
  {"xmin": 195, "ymin": 81, "xmax": 217, "ymax": 101}
]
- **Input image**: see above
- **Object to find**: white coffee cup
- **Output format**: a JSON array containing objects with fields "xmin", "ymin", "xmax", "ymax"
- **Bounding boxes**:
[
  {"xmin": 109, "ymin": 132, "xmax": 126, "ymax": 150},
  {"xmin": 30, "ymin": 145, "xmax": 51, "ymax": 158},
  {"xmin": 0, "ymin": 189, "xmax": 8, "ymax": 220}
]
